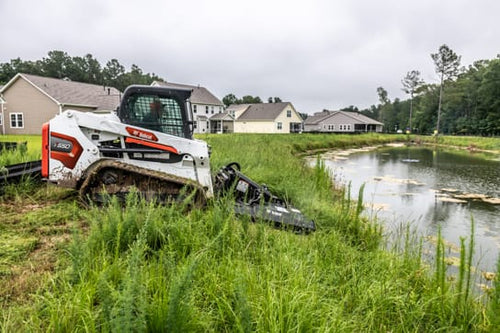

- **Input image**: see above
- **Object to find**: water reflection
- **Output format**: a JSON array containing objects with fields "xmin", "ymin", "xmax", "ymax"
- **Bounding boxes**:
[{"xmin": 317, "ymin": 145, "xmax": 500, "ymax": 272}]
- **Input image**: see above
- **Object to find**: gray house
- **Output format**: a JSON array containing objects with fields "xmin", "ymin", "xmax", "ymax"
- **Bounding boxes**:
[
  {"xmin": 151, "ymin": 81, "xmax": 224, "ymax": 134},
  {"xmin": 304, "ymin": 110, "xmax": 383, "ymax": 133}
]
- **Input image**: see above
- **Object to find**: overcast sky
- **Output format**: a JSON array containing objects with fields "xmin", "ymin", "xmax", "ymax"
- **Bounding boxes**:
[{"xmin": 1, "ymin": 0, "xmax": 499, "ymax": 113}]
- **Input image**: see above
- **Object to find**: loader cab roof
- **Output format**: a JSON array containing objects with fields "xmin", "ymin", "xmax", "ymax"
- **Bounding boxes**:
[{"xmin": 118, "ymin": 85, "xmax": 194, "ymax": 139}]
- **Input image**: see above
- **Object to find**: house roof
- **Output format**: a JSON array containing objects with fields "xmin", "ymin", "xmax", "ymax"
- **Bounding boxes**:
[
  {"xmin": 1, "ymin": 73, "xmax": 121, "ymax": 111},
  {"xmin": 225, "ymin": 104, "xmax": 251, "ymax": 114},
  {"xmin": 305, "ymin": 110, "xmax": 383, "ymax": 125},
  {"xmin": 152, "ymin": 81, "xmax": 223, "ymax": 106},
  {"xmin": 345, "ymin": 111, "xmax": 383, "ymax": 125},
  {"xmin": 210, "ymin": 112, "xmax": 234, "ymax": 121},
  {"xmin": 303, "ymin": 110, "xmax": 336, "ymax": 125},
  {"xmin": 236, "ymin": 102, "xmax": 291, "ymax": 121}
]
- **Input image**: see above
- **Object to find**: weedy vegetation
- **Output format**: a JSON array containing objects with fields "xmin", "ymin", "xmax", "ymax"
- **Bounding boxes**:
[{"xmin": 0, "ymin": 133, "xmax": 499, "ymax": 331}]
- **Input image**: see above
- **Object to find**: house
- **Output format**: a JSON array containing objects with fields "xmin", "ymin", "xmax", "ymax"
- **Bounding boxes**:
[
  {"xmin": 304, "ymin": 110, "xmax": 383, "ymax": 133},
  {"xmin": 209, "ymin": 112, "xmax": 235, "ymax": 133},
  {"xmin": 227, "ymin": 102, "xmax": 303, "ymax": 134},
  {"xmin": 151, "ymin": 81, "xmax": 224, "ymax": 134},
  {"xmin": 0, "ymin": 73, "xmax": 120, "ymax": 135}
]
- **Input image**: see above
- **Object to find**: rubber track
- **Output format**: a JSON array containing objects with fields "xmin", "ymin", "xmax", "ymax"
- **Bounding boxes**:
[{"xmin": 78, "ymin": 159, "xmax": 207, "ymax": 206}]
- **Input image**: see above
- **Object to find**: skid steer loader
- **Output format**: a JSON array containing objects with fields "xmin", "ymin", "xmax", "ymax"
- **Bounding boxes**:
[{"xmin": 38, "ymin": 85, "xmax": 315, "ymax": 232}]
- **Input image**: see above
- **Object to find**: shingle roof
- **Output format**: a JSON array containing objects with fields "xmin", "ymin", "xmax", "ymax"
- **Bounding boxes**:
[
  {"xmin": 153, "ymin": 81, "xmax": 223, "ymax": 106},
  {"xmin": 15, "ymin": 73, "xmax": 121, "ymax": 111},
  {"xmin": 225, "ymin": 104, "xmax": 251, "ymax": 114},
  {"xmin": 304, "ymin": 110, "xmax": 338, "ymax": 125},
  {"xmin": 237, "ymin": 102, "xmax": 291, "ymax": 121},
  {"xmin": 346, "ymin": 112, "xmax": 383, "ymax": 125},
  {"xmin": 210, "ymin": 112, "xmax": 234, "ymax": 121},
  {"xmin": 305, "ymin": 110, "xmax": 383, "ymax": 125}
]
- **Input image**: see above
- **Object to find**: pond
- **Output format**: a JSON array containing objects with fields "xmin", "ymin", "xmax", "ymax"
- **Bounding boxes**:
[{"xmin": 314, "ymin": 144, "xmax": 500, "ymax": 273}]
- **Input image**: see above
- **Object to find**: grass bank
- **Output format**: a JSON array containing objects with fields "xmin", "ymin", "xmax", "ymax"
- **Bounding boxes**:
[
  {"xmin": 416, "ymin": 135, "xmax": 500, "ymax": 153},
  {"xmin": 0, "ymin": 133, "xmax": 498, "ymax": 331}
]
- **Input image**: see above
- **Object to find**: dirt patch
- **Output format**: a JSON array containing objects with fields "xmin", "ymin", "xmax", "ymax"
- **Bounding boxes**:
[
  {"xmin": 0, "ymin": 194, "xmax": 80, "ymax": 307},
  {"xmin": 0, "ymin": 231, "xmax": 72, "ymax": 306}
]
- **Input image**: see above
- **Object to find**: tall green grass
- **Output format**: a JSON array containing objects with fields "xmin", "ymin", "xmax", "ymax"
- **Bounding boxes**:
[
  {"xmin": 0, "ymin": 133, "xmax": 498, "ymax": 331},
  {"xmin": 0, "ymin": 194, "xmax": 481, "ymax": 331}
]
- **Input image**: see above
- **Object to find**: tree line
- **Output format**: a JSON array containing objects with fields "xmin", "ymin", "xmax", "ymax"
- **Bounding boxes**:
[
  {"xmin": 0, "ymin": 50, "xmax": 161, "ymax": 92},
  {"xmin": 0, "ymin": 50, "xmax": 282, "ymax": 108},
  {"xmin": 361, "ymin": 45, "xmax": 500, "ymax": 136},
  {"xmin": 1, "ymin": 47, "xmax": 499, "ymax": 136}
]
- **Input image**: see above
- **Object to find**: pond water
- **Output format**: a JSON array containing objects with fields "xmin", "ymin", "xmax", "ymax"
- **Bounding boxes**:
[{"xmin": 315, "ymin": 144, "xmax": 500, "ymax": 273}]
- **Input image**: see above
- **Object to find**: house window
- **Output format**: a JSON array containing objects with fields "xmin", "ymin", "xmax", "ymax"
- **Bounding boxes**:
[
  {"xmin": 277, "ymin": 122, "xmax": 282, "ymax": 130},
  {"xmin": 10, "ymin": 113, "xmax": 24, "ymax": 128},
  {"xmin": 0, "ymin": 113, "xmax": 2, "ymax": 126},
  {"xmin": 287, "ymin": 110, "xmax": 292, "ymax": 117},
  {"xmin": 194, "ymin": 121, "xmax": 197, "ymax": 129},
  {"xmin": 211, "ymin": 106, "xmax": 214, "ymax": 114},
  {"xmin": 205, "ymin": 106, "xmax": 209, "ymax": 114},
  {"xmin": 193, "ymin": 105, "xmax": 197, "ymax": 113}
]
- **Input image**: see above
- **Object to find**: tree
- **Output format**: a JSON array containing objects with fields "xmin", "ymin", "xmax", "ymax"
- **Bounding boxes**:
[
  {"xmin": 267, "ymin": 97, "xmax": 282, "ymax": 103},
  {"xmin": 377, "ymin": 87, "xmax": 389, "ymax": 105},
  {"xmin": 103, "ymin": 59, "xmax": 125, "ymax": 87},
  {"xmin": 299, "ymin": 112, "xmax": 308, "ymax": 120},
  {"xmin": 117, "ymin": 64, "xmax": 158, "ymax": 91},
  {"xmin": 67, "ymin": 54, "xmax": 103, "ymax": 84},
  {"xmin": 401, "ymin": 70, "xmax": 424, "ymax": 132},
  {"xmin": 376, "ymin": 87, "xmax": 390, "ymax": 126},
  {"xmin": 222, "ymin": 94, "xmax": 238, "ymax": 107},
  {"xmin": 431, "ymin": 44, "xmax": 461, "ymax": 134},
  {"xmin": 340, "ymin": 105, "xmax": 359, "ymax": 112},
  {"xmin": 477, "ymin": 58, "xmax": 500, "ymax": 135},
  {"xmin": 241, "ymin": 95, "xmax": 262, "ymax": 104},
  {"xmin": 41, "ymin": 50, "xmax": 72, "ymax": 78}
]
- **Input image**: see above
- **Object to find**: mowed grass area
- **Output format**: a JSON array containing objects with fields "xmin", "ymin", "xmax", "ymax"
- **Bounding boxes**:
[
  {"xmin": 0, "ymin": 135, "xmax": 41, "ymax": 166},
  {"xmin": 0, "ymin": 133, "xmax": 499, "ymax": 332}
]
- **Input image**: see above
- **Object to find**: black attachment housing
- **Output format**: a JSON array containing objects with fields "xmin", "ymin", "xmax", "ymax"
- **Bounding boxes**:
[{"xmin": 214, "ymin": 162, "xmax": 316, "ymax": 233}]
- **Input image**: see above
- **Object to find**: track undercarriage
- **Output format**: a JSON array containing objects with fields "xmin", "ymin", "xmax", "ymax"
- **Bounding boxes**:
[
  {"xmin": 1, "ymin": 160, "xmax": 316, "ymax": 233},
  {"xmin": 78, "ymin": 160, "xmax": 207, "ymax": 206}
]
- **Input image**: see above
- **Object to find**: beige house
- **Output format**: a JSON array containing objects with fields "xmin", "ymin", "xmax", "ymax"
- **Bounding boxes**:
[
  {"xmin": 151, "ymin": 81, "xmax": 224, "ymax": 134},
  {"xmin": 304, "ymin": 110, "xmax": 383, "ymax": 133},
  {"xmin": 0, "ymin": 73, "xmax": 120, "ymax": 135},
  {"xmin": 228, "ymin": 102, "xmax": 303, "ymax": 134}
]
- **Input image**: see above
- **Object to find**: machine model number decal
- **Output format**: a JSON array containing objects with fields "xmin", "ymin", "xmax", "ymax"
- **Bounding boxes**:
[{"xmin": 51, "ymin": 137, "xmax": 73, "ymax": 153}]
